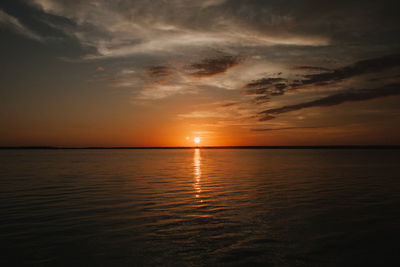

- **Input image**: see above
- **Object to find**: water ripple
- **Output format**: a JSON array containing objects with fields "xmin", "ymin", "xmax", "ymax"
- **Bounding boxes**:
[{"xmin": 0, "ymin": 149, "xmax": 399, "ymax": 266}]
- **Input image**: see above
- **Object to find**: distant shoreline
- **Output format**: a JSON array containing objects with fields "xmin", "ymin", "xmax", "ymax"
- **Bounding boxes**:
[{"xmin": 1, "ymin": 146, "xmax": 400, "ymax": 150}]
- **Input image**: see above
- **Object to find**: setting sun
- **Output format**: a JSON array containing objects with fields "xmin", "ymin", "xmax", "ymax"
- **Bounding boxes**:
[
  {"xmin": 194, "ymin": 137, "xmax": 200, "ymax": 144},
  {"xmin": 1, "ymin": 1, "xmax": 399, "ymax": 266}
]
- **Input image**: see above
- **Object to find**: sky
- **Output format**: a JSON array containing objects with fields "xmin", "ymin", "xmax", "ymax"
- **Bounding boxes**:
[{"xmin": 1, "ymin": 0, "xmax": 400, "ymax": 147}]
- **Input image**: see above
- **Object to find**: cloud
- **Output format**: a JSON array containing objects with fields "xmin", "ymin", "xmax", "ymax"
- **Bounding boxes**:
[
  {"xmin": 0, "ymin": 9, "xmax": 42, "ymax": 41},
  {"xmin": 244, "ymin": 54, "xmax": 400, "ymax": 105},
  {"xmin": 220, "ymin": 102, "xmax": 240, "ymax": 107},
  {"xmin": 294, "ymin": 66, "xmax": 330, "ymax": 72},
  {"xmin": 187, "ymin": 54, "xmax": 242, "ymax": 77},
  {"xmin": 126, "ymin": 53, "xmax": 244, "ymax": 100},
  {"xmin": 251, "ymin": 126, "xmax": 323, "ymax": 131},
  {"xmin": 137, "ymin": 82, "xmax": 197, "ymax": 100},
  {"xmin": 144, "ymin": 65, "xmax": 174, "ymax": 78},
  {"xmin": 246, "ymin": 78, "xmax": 287, "ymax": 89},
  {"xmin": 200, "ymin": 0, "xmax": 228, "ymax": 8},
  {"xmin": 245, "ymin": 77, "xmax": 289, "ymax": 103},
  {"xmin": 178, "ymin": 110, "xmax": 229, "ymax": 119},
  {"xmin": 301, "ymin": 54, "xmax": 400, "ymax": 86},
  {"xmin": 259, "ymin": 115, "xmax": 276, "ymax": 121},
  {"xmin": 28, "ymin": 0, "xmax": 333, "ymax": 59},
  {"xmin": 259, "ymin": 83, "xmax": 400, "ymax": 120}
]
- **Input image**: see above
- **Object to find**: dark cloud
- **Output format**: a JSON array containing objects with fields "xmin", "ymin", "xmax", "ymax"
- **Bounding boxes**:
[
  {"xmin": 259, "ymin": 83, "xmax": 400, "ymax": 120},
  {"xmin": 259, "ymin": 115, "xmax": 275, "ymax": 121},
  {"xmin": 273, "ymin": 83, "xmax": 287, "ymax": 94},
  {"xmin": 220, "ymin": 102, "xmax": 239, "ymax": 107},
  {"xmin": 301, "ymin": 54, "xmax": 400, "ymax": 85},
  {"xmin": 294, "ymin": 66, "xmax": 330, "ymax": 71},
  {"xmin": 246, "ymin": 78, "xmax": 286, "ymax": 88},
  {"xmin": 369, "ymin": 74, "xmax": 400, "ymax": 82},
  {"xmin": 145, "ymin": 65, "xmax": 173, "ymax": 78},
  {"xmin": 253, "ymin": 95, "xmax": 271, "ymax": 104},
  {"xmin": 187, "ymin": 55, "xmax": 241, "ymax": 77},
  {"xmin": 251, "ymin": 126, "xmax": 322, "ymax": 131},
  {"xmin": 244, "ymin": 54, "xmax": 400, "ymax": 108},
  {"xmin": 245, "ymin": 77, "xmax": 288, "ymax": 102},
  {"xmin": 0, "ymin": 9, "xmax": 42, "ymax": 41},
  {"xmin": 253, "ymin": 54, "xmax": 400, "ymax": 90}
]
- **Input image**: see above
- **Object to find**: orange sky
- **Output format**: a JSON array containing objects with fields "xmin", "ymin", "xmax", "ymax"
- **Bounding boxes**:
[{"xmin": 1, "ymin": 1, "xmax": 400, "ymax": 146}]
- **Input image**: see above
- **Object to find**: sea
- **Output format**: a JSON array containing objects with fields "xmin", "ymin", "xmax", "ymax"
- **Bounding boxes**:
[{"xmin": 0, "ymin": 149, "xmax": 399, "ymax": 266}]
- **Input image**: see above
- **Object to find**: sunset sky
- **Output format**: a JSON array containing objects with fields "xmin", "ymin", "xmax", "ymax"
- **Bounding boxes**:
[{"xmin": 1, "ymin": 0, "xmax": 400, "ymax": 146}]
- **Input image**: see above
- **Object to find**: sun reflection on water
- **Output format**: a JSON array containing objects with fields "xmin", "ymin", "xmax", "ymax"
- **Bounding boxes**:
[{"xmin": 193, "ymin": 148, "xmax": 202, "ymax": 201}]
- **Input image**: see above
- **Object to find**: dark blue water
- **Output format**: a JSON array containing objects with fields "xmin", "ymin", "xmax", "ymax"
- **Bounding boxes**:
[{"xmin": 0, "ymin": 149, "xmax": 399, "ymax": 266}]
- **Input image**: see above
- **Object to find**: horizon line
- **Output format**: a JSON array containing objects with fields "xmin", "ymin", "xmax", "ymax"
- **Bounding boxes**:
[{"xmin": 1, "ymin": 145, "xmax": 400, "ymax": 150}]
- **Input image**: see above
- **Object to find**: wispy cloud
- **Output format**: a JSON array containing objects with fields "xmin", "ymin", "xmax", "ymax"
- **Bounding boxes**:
[
  {"xmin": 245, "ymin": 54, "xmax": 400, "ymax": 101},
  {"xmin": 0, "ymin": 9, "xmax": 43, "ymax": 41},
  {"xmin": 259, "ymin": 83, "xmax": 400, "ymax": 121},
  {"xmin": 122, "ymin": 53, "xmax": 245, "ymax": 100},
  {"xmin": 137, "ymin": 82, "xmax": 197, "ymax": 100},
  {"xmin": 245, "ymin": 77, "xmax": 288, "ymax": 103},
  {"xmin": 144, "ymin": 65, "xmax": 174, "ymax": 78},
  {"xmin": 294, "ymin": 66, "xmax": 330, "ymax": 72},
  {"xmin": 251, "ymin": 126, "xmax": 324, "ymax": 132},
  {"xmin": 28, "ymin": 0, "xmax": 331, "ymax": 59},
  {"xmin": 300, "ymin": 54, "xmax": 400, "ymax": 86},
  {"xmin": 178, "ymin": 110, "xmax": 229, "ymax": 119},
  {"xmin": 187, "ymin": 54, "xmax": 242, "ymax": 77},
  {"xmin": 236, "ymin": 54, "xmax": 400, "ymax": 120}
]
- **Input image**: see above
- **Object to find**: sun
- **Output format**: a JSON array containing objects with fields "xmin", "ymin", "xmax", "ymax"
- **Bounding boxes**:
[{"xmin": 194, "ymin": 137, "xmax": 200, "ymax": 144}]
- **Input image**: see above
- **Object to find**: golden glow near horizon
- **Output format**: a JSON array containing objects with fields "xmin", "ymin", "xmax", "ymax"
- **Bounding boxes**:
[
  {"xmin": 194, "ymin": 137, "xmax": 200, "ymax": 145},
  {"xmin": 1, "ymin": 1, "xmax": 400, "ymax": 147}
]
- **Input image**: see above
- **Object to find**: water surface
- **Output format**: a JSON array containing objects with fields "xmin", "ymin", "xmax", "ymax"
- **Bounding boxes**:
[{"xmin": 0, "ymin": 149, "xmax": 399, "ymax": 266}]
